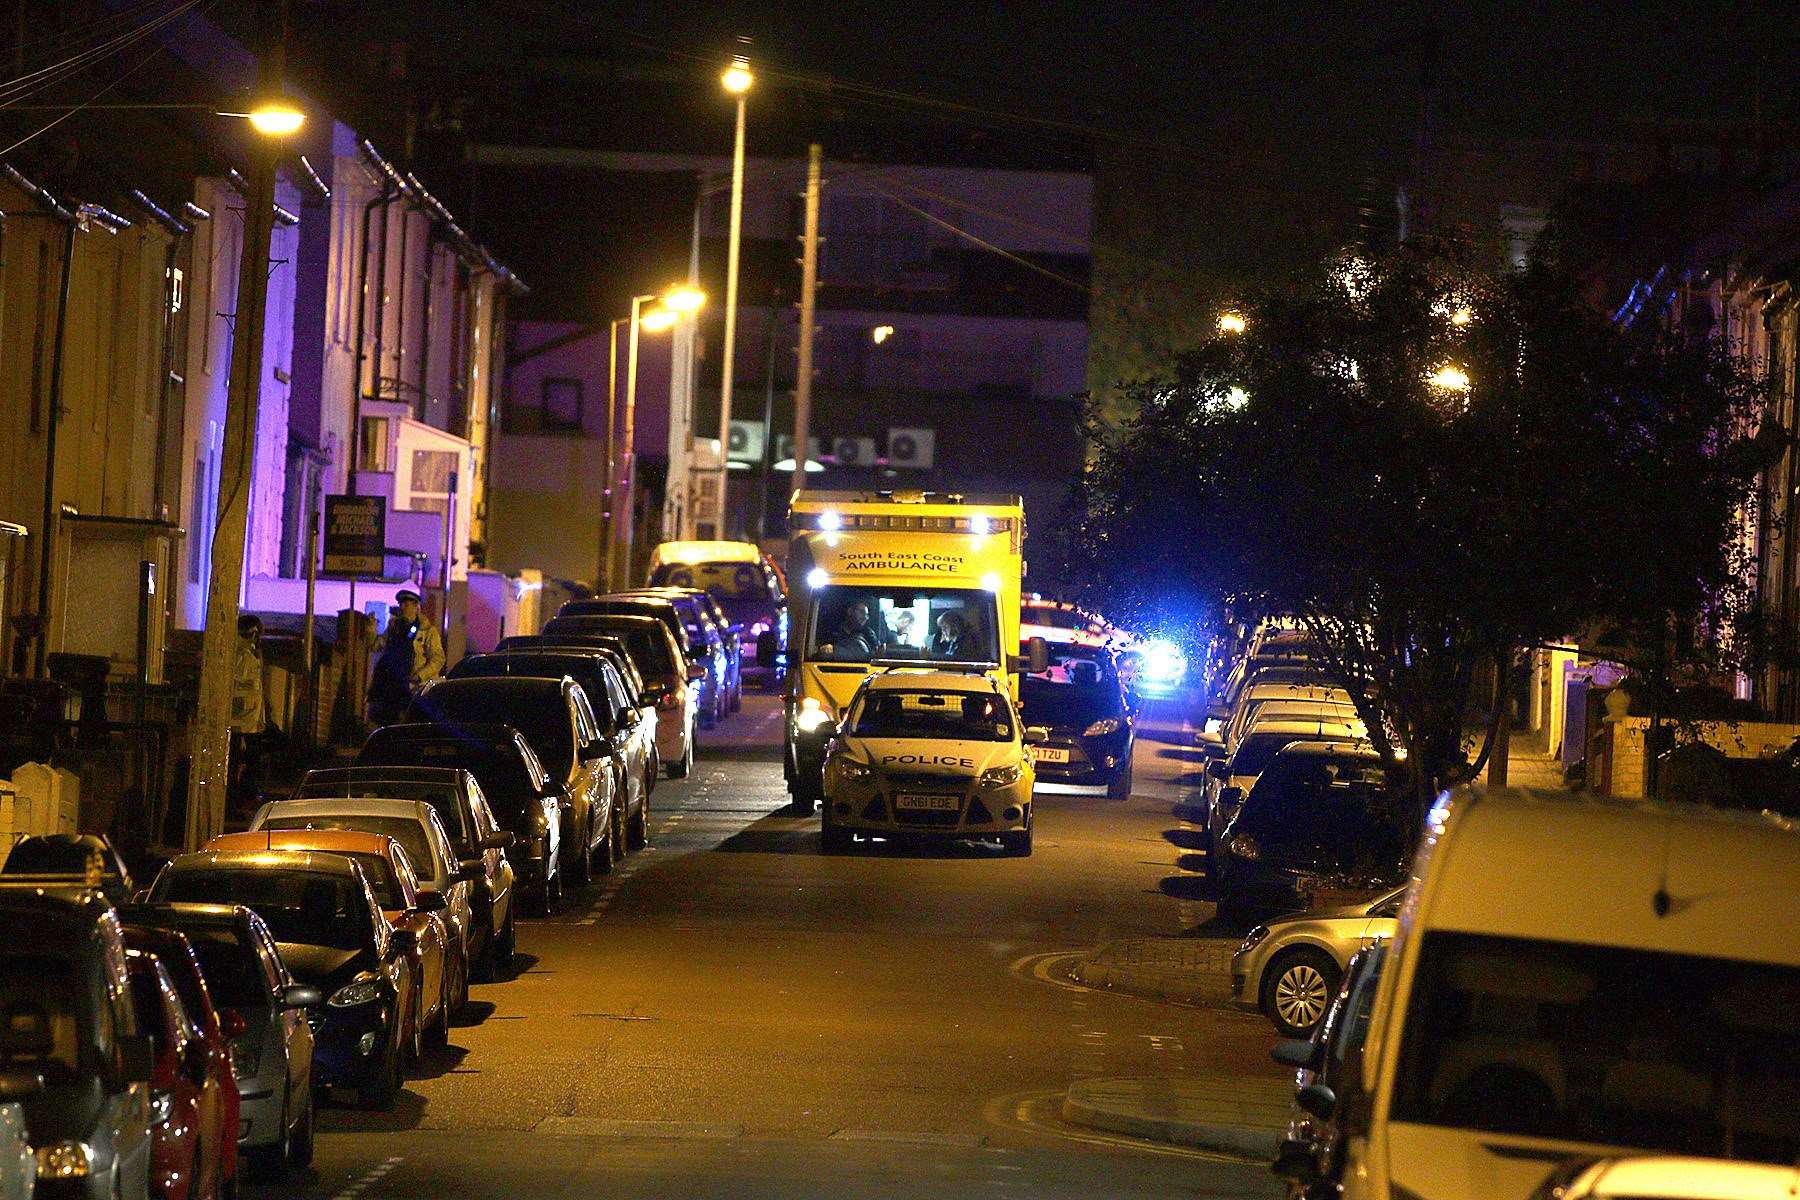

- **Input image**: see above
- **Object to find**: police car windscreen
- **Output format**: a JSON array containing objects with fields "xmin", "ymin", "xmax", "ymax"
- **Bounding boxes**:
[
  {"xmin": 811, "ymin": 586, "xmax": 999, "ymax": 664},
  {"xmin": 852, "ymin": 690, "xmax": 1014, "ymax": 741}
]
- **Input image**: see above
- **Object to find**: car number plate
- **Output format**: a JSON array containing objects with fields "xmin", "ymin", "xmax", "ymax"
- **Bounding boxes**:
[
  {"xmin": 894, "ymin": 793, "xmax": 960, "ymax": 811},
  {"xmin": 1033, "ymin": 747, "xmax": 1071, "ymax": 763}
]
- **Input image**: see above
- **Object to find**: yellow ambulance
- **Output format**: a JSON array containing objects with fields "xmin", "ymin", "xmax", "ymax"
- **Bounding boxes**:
[{"xmin": 783, "ymin": 490, "xmax": 1046, "ymax": 812}]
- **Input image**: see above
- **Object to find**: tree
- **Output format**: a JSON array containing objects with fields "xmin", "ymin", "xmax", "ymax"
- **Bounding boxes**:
[{"xmin": 1069, "ymin": 244, "xmax": 1768, "ymax": 817}]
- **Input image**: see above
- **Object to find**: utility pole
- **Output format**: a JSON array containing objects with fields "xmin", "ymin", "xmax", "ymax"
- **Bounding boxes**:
[
  {"xmin": 790, "ymin": 144, "xmax": 822, "ymax": 501},
  {"xmin": 187, "ymin": 0, "xmax": 288, "ymax": 848},
  {"xmin": 716, "ymin": 59, "xmax": 752, "ymax": 538}
]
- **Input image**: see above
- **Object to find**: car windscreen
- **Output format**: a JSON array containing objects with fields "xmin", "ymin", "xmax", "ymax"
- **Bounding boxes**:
[
  {"xmin": 651, "ymin": 560, "xmax": 771, "ymax": 601},
  {"xmin": 542, "ymin": 619, "xmax": 676, "ymax": 678},
  {"xmin": 180, "ymin": 928, "xmax": 268, "ymax": 1011},
  {"xmin": 158, "ymin": 869, "xmax": 372, "ymax": 952},
  {"xmin": 411, "ymin": 688, "xmax": 574, "ymax": 776},
  {"xmin": 851, "ymin": 689, "xmax": 1014, "ymax": 741},
  {"xmin": 1229, "ymin": 731, "xmax": 1312, "ymax": 778},
  {"xmin": 358, "ymin": 733, "xmax": 541, "ymax": 823},
  {"xmin": 0, "ymin": 955, "xmax": 83, "ymax": 1080},
  {"xmin": 809, "ymin": 586, "xmax": 1001, "ymax": 665},
  {"xmin": 453, "ymin": 655, "xmax": 619, "ymax": 728},
  {"xmin": 294, "ymin": 780, "xmax": 469, "ymax": 844},
  {"xmin": 262, "ymin": 817, "xmax": 436, "ymax": 886},
  {"xmin": 1390, "ymin": 932, "xmax": 1800, "ymax": 1163}
]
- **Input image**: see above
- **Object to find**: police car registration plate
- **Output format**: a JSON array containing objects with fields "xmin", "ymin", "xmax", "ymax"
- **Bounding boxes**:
[{"xmin": 895, "ymin": 793, "xmax": 960, "ymax": 811}]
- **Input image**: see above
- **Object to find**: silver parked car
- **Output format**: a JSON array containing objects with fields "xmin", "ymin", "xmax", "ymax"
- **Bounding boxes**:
[{"xmin": 1231, "ymin": 887, "xmax": 1402, "ymax": 1037}]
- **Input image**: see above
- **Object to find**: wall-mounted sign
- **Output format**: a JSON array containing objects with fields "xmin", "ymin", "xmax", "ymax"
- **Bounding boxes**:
[{"xmin": 322, "ymin": 495, "xmax": 386, "ymax": 577}]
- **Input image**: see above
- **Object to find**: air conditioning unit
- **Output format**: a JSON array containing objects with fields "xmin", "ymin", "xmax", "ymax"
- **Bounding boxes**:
[
  {"xmin": 831, "ymin": 436, "xmax": 877, "ymax": 467},
  {"xmin": 886, "ymin": 427, "xmax": 935, "ymax": 470},
  {"xmin": 727, "ymin": 419, "xmax": 765, "ymax": 464},
  {"xmin": 773, "ymin": 435, "xmax": 824, "ymax": 466}
]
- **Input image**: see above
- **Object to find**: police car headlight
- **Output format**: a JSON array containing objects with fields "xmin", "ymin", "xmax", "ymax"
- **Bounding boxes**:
[
  {"xmin": 838, "ymin": 759, "xmax": 874, "ymax": 782},
  {"xmin": 36, "ymin": 1142, "xmax": 92, "ymax": 1179},
  {"xmin": 979, "ymin": 763, "xmax": 1024, "ymax": 789},
  {"xmin": 1083, "ymin": 717, "xmax": 1123, "ymax": 737}
]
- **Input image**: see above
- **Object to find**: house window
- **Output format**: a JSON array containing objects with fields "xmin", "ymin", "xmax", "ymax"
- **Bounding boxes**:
[
  {"xmin": 359, "ymin": 416, "xmax": 390, "ymax": 472},
  {"xmin": 542, "ymin": 377, "xmax": 583, "ymax": 432}
]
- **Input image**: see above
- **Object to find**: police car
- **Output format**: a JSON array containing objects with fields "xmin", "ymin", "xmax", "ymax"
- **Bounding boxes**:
[{"xmin": 819, "ymin": 669, "xmax": 1042, "ymax": 855}]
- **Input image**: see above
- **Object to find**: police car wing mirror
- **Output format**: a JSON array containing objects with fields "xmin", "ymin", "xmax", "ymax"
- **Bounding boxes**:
[
  {"xmin": 815, "ymin": 719, "xmax": 839, "ymax": 739},
  {"xmin": 1023, "ymin": 726, "xmax": 1049, "ymax": 745}
]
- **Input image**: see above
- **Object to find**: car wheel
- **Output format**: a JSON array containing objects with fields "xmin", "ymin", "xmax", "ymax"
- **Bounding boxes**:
[
  {"xmin": 407, "ymin": 989, "xmax": 426, "ymax": 1063},
  {"xmin": 1000, "ymin": 827, "xmax": 1033, "ymax": 857},
  {"xmin": 569, "ymin": 814, "xmax": 594, "ymax": 886},
  {"xmin": 820, "ymin": 824, "xmax": 853, "ymax": 853},
  {"xmin": 286, "ymin": 1084, "xmax": 314, "ymax": 1169},
  {"xmin": 1107, "ymin": 760, "xmax": 1134, "ymax": 799},
  {"xmin": 628, "ymin": 791, "xmax": 649, "ymax": 849},
  {"xmin": 593, "ymin": 810, "xmax": 617, "ymax": 874},
  {"xmin": 496, "ymin": 911, "xmax": 517, "ymax": 975},
  {"xmin": 361, "ymin": 1037, "xmax": 401, "ymax": 1110},
  {"xmin": 427, "ymin": 971, "xmax": 451, "ymax": 1050},
  {"xmin": 668, "ymin": 738, "xmax": 693, "ymax": 779},
  {"xmin": 611, "ymin": 806, "xmax": 626, "ymax": 863},
  {"xmin": 1261, "ymin": 948, "xmax": 1341, "ymax": 1038},
  {"xmin": 456, "ymin": 947, "xmax": 471, "ymax": 1012}
]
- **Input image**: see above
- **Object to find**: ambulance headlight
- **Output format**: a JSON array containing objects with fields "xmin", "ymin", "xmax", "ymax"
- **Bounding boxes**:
[
  {"xmin": 980, "ymin": 572, "xmax": 1001, "ymax": 593},
  {"xmin": 796, "ymin": 698, "xmax": 833, "ymax": 733},
  {"xmin": 806, "ymin": 567, "xmax": 829, "ymax": 590},
  {"xmin": 818, "ymin": 511, "xmax": 842, "ymax": 532},
  {"xmin": 970, "ymin": 514, "xmax": 991, "ymax": 536}
]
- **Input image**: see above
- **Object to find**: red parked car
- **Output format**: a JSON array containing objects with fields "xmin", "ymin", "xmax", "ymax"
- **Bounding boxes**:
[{"xmin": 126, "ymin": 948, "xmax": 234, "ymax": 1200}]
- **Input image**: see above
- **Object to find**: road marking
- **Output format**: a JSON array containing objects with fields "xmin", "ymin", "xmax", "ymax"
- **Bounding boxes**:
[
  {"xmin": 1006, "ymin": 950, "xmax": 1095, "ymax": 994},
  {"xmin": 828, "ymin": 1128, "xmax": 986, "ymax": 1148},
  {"xmin": 534, "ymin": 1116, "xmax": 743, "ymax": 1138},
  {"xmin": 981, "ymin": 1091, "xmax": 1250, "ymax": 1164},
  {"xmin": 330, "ymin": 1155, "xmax": 404, "ymax": 1200}
]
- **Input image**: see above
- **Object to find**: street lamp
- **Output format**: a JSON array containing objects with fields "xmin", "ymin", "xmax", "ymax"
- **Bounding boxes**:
[
  {"xmin": 602, "ymin": 291, "xmax": 692, "ymax": 587},
  {"xmin": 244, "ymin": 99, "xmax": 305, "ymax": 136},
  {"xmin": 663, "ymin": 286, "xmax": 707, "ymax": 314},
  {"xmin": 714, "ymin": 56, "xmax": 753, "ymax": 539},
  {"xmin": 1427, "ymin": 363, "xmax": 1471, "ymax": 392},
  {"xmin": 1217, "ymin": 311, "xmax": 1247, "ymax": 335}
]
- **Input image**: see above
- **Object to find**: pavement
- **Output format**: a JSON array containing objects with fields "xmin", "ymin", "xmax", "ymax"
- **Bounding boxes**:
[
  {"xmin": 241, "ymin": 692, "xmax": 1286, "ymax": 1200},
  {"xmin": 1063, "ymin": 1075, "xmax": 1290, "ymax": 1158},
  {"xmin": 1071, "ymin": 936, "xmax": 1237, "ymax": 1006}
]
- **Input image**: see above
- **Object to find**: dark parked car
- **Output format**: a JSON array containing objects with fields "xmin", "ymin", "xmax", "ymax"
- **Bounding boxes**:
[
  {"xmin": 125, "ymin": 949, "xmax": 232, "ymax": 1200},
  {"xmin": 3, "ymin": 834, "xmax": 134, "ymax": 908},
  {"xmin": 0, "ymin": 883, "xmax": 155, "ymax": 1200},
  {"xmin": 541, "ymin": 614, "xmax": 699, "ymax": 778},
  {"xmin": 450, "ymin": 651, "xmax": 654, "ymax": 851},
  {"xmin": 1019, "ymin": 644, "xmax": 1136, "ymax": 799},
  {"xmin": 1213, "ymin": 741, "xmax": 1409, "ymax": 923},
  {"xmin": 292, "ymin": 766, "xmax": 518, "ymax": 979},
  {"xmin": 147, "ymin": 851, "xmax": 414, "ymax": 1110},
  {"xmin": 619, "ymin": 589, "xmax": 742, "ymax": 716},
  {"xmin": 357, "ymin": 723, "xmax": 564, "ymax": 914},
  {"xmin": 121, "ymin": 926, "xmax": 241, "ymax": 1197},
  {"xmin": 647, "ymin": 550, "xmax": 785, "ymax": 688},
  {"xmin": 492, "ymin": 634, "xmax": 661, "ymax": 787},
  {"xmin": 1270, "ymin": 942, "xmax": 1387, "ymax": 1197},
  {"xmin": 118, "ymin": 905, "xmax": 315, "ymax": 1176},
  {"xmin": 408, "ymin": 675, "xmax": 621, "ymax": 885}
]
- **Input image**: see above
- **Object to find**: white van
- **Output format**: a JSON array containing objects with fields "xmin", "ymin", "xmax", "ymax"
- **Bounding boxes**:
[{"xmin": 1331, "ymin": 787, "xmax": 1800, "ymax": 1200}]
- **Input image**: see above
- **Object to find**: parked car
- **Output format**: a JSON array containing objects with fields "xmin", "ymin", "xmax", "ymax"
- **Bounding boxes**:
[
  {"xmin": 147, "ymin": 851, "xmax": 415, "ymax": 1111},
  {"xmin": 1232, "ymin": 887, "xmax": 1402, "ymax": 1037},
  {"xmin": 291, "ymin": 767, "xmax": 517, "ymax": 980},
  {"xmin": 494, "ymin": 635, "xmax": 661, "ymax": 788},
  {"xmin": 646, "ymin": 540, "xmax": 786, "ymax": 688},
  {"xmin": 1019, "ymin": 643, "xmax": 1136, "ymax": 798},
  {"xmin": 408, "ymin": 675, "xmax": 621, "ymax": 884},
  {"xmin": 2, "ymin": 835, "xmax": 133, "ymax": 908},
  {"xmin": 1270, "ymin": 942, "xmax": 1386, "ymax": 1198},
  {"xmin": 1528, "ymin": 1157, "xmax": 1800, "ymax": 1200},
  {"xmin": 1332, "ymin": 787, "xmax": 1800, "ymax": 1200},
  {"xmin": 1213, "ymin": 741, "xmax": 1407, "ymax": 922},
  {"xmin": 586, "ymin": 593, "xmax": 726, "ymax": 726},
  {"xmin": 0, "ymin": 883, "xmax": 155, "ymax": 1200},
  {"xmin": 556, "ymin": 596, "xmax": 690, "ymax": 664},
  {"xmin": 1217, "ymin": 684, "xmax": 1358, "ymax": 753},
  {"xmin": 0, "ymin": 1069, "xmax": 35, "ymax": 1200},
  {"xmin": 540, "ymin": 614, "xmax": 699, "ymax": 778},
  {"xmin": 1204, "ymin": 718, "xmax": 1368, "ymax": 852},
  {"xmin": 450, "ymin": 651, "xmax": 654, "ymax": 850},
  {"xmin": 622, "ymin": 588, "xmax": 742, "ymax": 714},
  {"xmin": 117, "ymin": 905, "xmax": 314, "ymax": 1177},
  {"xmin": 248, "ymin": 798, "xmax": 474, "ymax": 1020},
  {"xmin": 124, "ymin": 950, "xmax": 231, "ymax": 1200},
  {"xmin": 120, "ymin": 927, "xmax": 239, "ymax": 1198},
  {"xmin": 206, "ymin": 830, "xmax": 452, "ymax": 1060},
  {"xmin": 357, "ymin": 723, "xmax": 563, "ymax": 914}
]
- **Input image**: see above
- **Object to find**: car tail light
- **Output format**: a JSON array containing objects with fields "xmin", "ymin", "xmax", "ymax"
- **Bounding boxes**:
[{"xmin": 657, "ymin": 686, "xmax": 683, "ymax": 711}]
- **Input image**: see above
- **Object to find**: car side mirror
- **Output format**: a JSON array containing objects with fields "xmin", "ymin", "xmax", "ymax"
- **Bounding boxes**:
[
  {"xmin": 617, "ymin": 706, "xmax": 638, "ymax": 731},
  {"xmin": 1219, "ymin": 785, "xmax": 1245, "ymax": 809},
  {"xmin": 282, "ymin": 985, "xmax": 322, "ymax": 1010},
  {"xmin": 1271, "ymin": 1038, "xmax": 1321, "ymax": 1069},
  {"xmin": 389, "ymin": 927, "xmax": 418, "ymax": 954},
  {"xmin": 414, "ymin": 889, "xmax": 447, "ymax": 913},
  {"xmin": 1023, "ymin": 726, "xmax": 1049, "ymax": 745},
  {"xmin": 1206, "ymin": 702, "xmax": 1230, "ymax": 723},
  {"xmin": 118, "ymin": 1034, "xmax": 156, "ymax": 1085},
  {"xmin": 456, "ymin": 860, "xmax": 485, "ymax": 882},
  {"xmin": 0, "ymin": 1069, "xmax": 42, "ymax": 1103},
  {"xmin": 1195, "ymin": 730, "xmax": 1224, "ymax": 751},
  {"xmin": 579, "ymin": 742, "xmax": 607, "ymax": 763},
  {"xmin": 481, "ymin": 831, "xmax": 514, "ymax": 851},
  {"xmin": 218, "ymin": 1008, "xmax": 249, "ymax": 1039},
  {"xmin": 756, "ymin": 630, "xmax": 778, "ymax": 667},
  {"xmin": 686, "ymin": 663, "xmax": 707, "ymax": 682},
  {"xmin": 816, "ymin": 720, "xmax": 839, "ymax": 740},
  {"xmin": 1295, "ymin": 1082, "xmax": 1337, "ymax": 1121}
]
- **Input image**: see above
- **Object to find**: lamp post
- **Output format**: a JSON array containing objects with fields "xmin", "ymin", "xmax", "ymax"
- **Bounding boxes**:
[
  {"xmin": 607, "ymin": 288, "xmax": 704, "ymax": 587},
  {"xmin": 715, "ymin": 58, "xmax": 753, "ymax": 538},
  {"xmin": 187, "ymin": 2, "xmax": 304, "ymax": 849}
]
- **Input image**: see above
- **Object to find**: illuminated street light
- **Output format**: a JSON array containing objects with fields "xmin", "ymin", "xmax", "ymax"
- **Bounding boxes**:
[
  {"xmin": 244, "ymin": 100, "xmax": 305, "ymax": 136},
  {"xmin": 872, "ymin": 324, "xmax": 895, "ymax": 345},
  {"xmin": 663, "ymin": 286, "xmax": 707, "ymax": 313},
  {"xmin": 1217, "ymin": 311, "xmax": 1247, "ymax": 335},
  {"xmin": 721, "ymin": 59, "xmax": 754, "ymax": 95},
  {"xmin": 1224, "ymin": 386, "xmax": 1250, "ymax": 410},
  {"xmin": 639, "ymin": 308, "xmax": 678, "ymax": 333},
  {"xmin": 1448, "ymin": 306, "xmax": 1474, "ymax": 327},
  {"xmin": 1428, "ymin": 364, "xmax": 1472, "ymax": 392}
]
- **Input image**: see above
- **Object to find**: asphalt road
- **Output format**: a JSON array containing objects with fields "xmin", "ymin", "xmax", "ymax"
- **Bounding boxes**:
[{"xmin": 251, "ymin": 692, "xmax": 1284, "ymax": 1200}]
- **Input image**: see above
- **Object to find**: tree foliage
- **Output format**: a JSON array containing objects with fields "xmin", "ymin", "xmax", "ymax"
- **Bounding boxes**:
[{"xmin": 1070, "ymin": 245, "xmax": 1768, "ymax": 812}]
